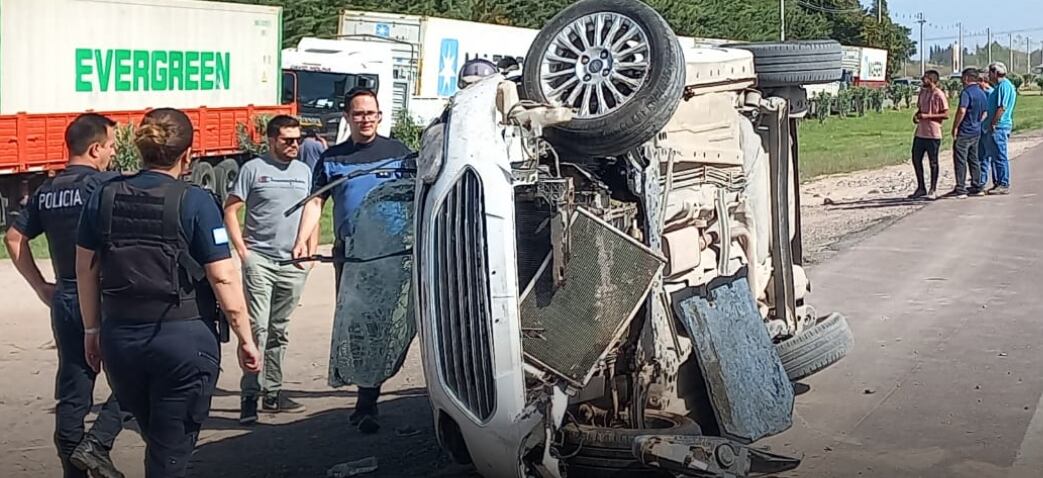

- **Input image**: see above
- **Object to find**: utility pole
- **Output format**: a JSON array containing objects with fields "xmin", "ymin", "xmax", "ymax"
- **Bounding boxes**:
[
  {"xmin": 1027, "ymin": 37, "xmax": 1032, "ymax": 74},
  {"xmin": 917, "ymin": 13, "xmax": 927, "ymax": 76},
  {"xmin": 877, "ymin": 0, "xmax": 882, "ymax": 23},
  {"xmin": 780, "ymin": 0, "xmax": 785, "ymax": 41},
  {"xmin": 1010, "ymin": 33, "xmax": 1014, "ymax": 70},
  {"xmin": 957, "ymin": 22, "xmax": 963, "ymax": 72},
  {"xmin": 988, "ymin": 28, "xmax": 993, "ymax": 64}
]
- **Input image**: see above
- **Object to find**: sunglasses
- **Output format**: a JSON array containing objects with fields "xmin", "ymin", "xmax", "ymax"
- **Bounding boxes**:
[{"xmin": 279, "ymin": 137, "xmax": 302, "ymax": 146}]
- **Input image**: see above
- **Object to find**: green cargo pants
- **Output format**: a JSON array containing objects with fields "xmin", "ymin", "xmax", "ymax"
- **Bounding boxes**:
[{"xmin": 240, "ymin": 251, "xmax": 309, "ymax": 400}]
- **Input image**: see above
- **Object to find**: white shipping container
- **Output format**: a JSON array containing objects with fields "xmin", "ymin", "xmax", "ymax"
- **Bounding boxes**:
[
  {"xmin": 339, "ymin": 11, "xmax": 538, "ymax": 99},
  {"xmin": 859, "ymin": 47, "xmax": 888, "ymax": 82},
  {"xmin": 0, "ymin": 0, "xmax": 282, "ymax": 115}
]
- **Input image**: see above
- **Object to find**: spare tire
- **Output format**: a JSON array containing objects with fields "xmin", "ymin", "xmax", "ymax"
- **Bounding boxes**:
[
  {"xmin": 213, "ymin": 158, "xmax": 240, "ymax": 203},
  {"xmin": 521, "ymin": 0, "xmax": 685, "ymax": 157},
  {"xmin": 725, "ymin": 40, "xmax": 843, "ymax": 88},
  {"xmin": 776, "ymin": 313, "xmax": 854, "ymax": 382},
  {"xmin": 189, "ymin": 161, "xmax": 216, "ymax": 194},
  {"xmin": 561, "ymin": 411, "xmax": 701, "ymax": 477}
]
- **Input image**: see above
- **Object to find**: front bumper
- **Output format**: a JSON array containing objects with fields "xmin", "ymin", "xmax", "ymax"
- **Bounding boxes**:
[{"xmin": 414, "ymin": 77, "xmax": 538, "ymax": 478}]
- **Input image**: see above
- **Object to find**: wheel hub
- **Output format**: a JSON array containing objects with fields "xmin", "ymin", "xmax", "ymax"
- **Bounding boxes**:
[{"xmin": 539, "ymin": 12, "xmax": 651, "ymax": 119}]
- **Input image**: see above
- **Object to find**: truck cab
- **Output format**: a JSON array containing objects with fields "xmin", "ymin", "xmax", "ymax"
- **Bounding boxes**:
[{"xmin": 282, "ymin": 38, "xmax": 396, "ymax": 145}]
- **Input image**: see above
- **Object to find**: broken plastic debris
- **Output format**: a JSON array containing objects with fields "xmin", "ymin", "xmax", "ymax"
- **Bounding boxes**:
[
  {"xmin": 327, "ymin": 457, "xmax": 378, "ymax": 478},
  {"xmin": 863, "ymin": 389, "xmax": 876, "ymax": 395},
  {"xmin": 998, "ymin": 353, "xmax": 1008, "ymax": 357}
]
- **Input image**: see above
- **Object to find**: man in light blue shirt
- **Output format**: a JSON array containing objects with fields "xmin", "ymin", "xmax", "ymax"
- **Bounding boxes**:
[{"xmin": 982, "ymin": 62, "xmax": 1017, "ymax": 194}]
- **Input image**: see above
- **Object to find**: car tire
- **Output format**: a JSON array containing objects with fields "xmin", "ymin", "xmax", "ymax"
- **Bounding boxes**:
[
  {"xmin": 189, "ymin": 161, "xmax": 216, "ymax": 194},
  {"xmin": 213, "ymin": 159, "xmax": 240, "ymax": 202},
  {"xmin": 725, "ymin": 40, "xmax": 843, "ymax": 88},
  {"xmin": 521, "ymin": 0, "xmax": 685, "ymax": 157},
  {"xmin": 776, "ymin": 313, "xmax": 854, "ymax": 382},
  {"xmin": 561, "ymin": 410, "xmax": 701, "ymax": 477}
]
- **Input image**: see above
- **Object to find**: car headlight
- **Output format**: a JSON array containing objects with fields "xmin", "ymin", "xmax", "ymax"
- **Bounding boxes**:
[{"xmin": 418, "ymin": 122, "xmax": 445, "ymax": 184}]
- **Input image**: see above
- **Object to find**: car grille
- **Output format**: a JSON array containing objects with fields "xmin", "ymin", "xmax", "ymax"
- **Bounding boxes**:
[{"xmin": 432, "ymin": 169, "xmax": 496, "ymax": 421}]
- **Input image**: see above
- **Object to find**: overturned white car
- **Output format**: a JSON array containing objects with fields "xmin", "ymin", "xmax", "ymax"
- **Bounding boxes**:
[{"xmin": 412, "ymin": 1, "xmax": 853, "ymax": 476}]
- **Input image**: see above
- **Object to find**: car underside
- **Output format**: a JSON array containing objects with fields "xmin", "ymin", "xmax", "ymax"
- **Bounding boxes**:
[{"xmin": 410, "ymin": 1, "xmax": 855, "ymax": 476}]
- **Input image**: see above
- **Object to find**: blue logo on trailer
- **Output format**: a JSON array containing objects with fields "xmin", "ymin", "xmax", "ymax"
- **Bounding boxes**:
[
  {"xmin": 437, "ymin": 38, "xmax": 460, "ymax": 96},
  {"xmin": 375, "ymin": 23, "xmax": 391, "ymax": 38}
]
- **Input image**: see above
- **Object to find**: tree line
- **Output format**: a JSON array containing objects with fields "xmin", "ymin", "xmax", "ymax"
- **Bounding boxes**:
[{"xmin": 226, "ymin": 0, "xmax": 916, "ymax": 78}]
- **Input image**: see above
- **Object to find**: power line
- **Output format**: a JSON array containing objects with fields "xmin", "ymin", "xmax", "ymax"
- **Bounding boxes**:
[{"xmin": 925, "ymin": 26, "xmax": 1043, "ymax": 42}]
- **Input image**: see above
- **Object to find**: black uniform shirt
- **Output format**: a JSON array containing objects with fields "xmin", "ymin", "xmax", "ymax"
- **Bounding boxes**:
[{"xmin": 13, "ymin": 165, "xmax": 118, "ymax": 280}]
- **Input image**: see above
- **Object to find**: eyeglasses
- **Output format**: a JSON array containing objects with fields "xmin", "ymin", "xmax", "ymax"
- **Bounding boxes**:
[
  {"xmin": 279, "ymin": 137, "xmax": 302, "ymax": 146},
  {"xmin": 350, "ymin": 111, "xmax": 380, "ymax": 121}
]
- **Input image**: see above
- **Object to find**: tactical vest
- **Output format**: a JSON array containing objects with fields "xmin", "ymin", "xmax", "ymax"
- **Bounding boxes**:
[
  {"xmin": 36, "ymin": 169, "xmax": 96, "ymax": 280},
  {"xmin": 96, "ymin": 179, "xmax": 216, "ymax": 323}
]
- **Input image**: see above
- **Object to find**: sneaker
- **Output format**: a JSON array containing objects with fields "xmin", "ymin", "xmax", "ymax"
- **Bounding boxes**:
[
  {"xmin": 925, "ymin": 190, "xmax": 938, "ymax": 201},
  {"xmin": 240, "ymin": 397, "xmax": 258, "ymax": 425},
  {"xmin": 69, "ymin": 437, "xmax": 124, "ymax": 478},
  {"xmin": 907, "ymin": 190, "xmax": 927, "ymax": 199},
  {"xmin": 262, "ymin": 393, "xmax": 306, "ymax": 413},
  {"xmin": 988, "ymin": 186, "xmax": 1011, "ymax": 195},
  {"xmin": 941, "ymin": 190, "xmax": 967, "ymax": 199},
  {"xmin": 968, "ymin": 188, "xmax": 985, "ymax": 197},
  {"xmin": 357, "ymin": 414, "xmax": 381, "ymax": 434}
]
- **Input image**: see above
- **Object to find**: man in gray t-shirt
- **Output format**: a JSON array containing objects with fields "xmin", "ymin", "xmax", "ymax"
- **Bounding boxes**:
[{"xmin": 223, "ymin": 115, "xmax": 316, "ymax": 424}]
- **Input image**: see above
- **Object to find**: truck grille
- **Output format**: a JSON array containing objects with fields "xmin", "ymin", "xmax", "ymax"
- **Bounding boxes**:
[{"xmin": 432, "ymin": 170, "xmax": 496, "ymax": 421}]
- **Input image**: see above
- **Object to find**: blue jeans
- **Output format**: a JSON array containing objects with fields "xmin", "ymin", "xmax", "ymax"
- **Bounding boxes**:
[{"xmin": 982, "ymin": 127, "xmax": 1012, "ymax": 187}]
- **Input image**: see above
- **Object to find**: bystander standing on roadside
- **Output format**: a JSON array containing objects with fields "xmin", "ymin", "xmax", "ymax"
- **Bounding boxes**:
[
  {"xmin": 224, "ymin": 115, "xmax": 318, "ymax": 424},
  {"xmin": 909, "ymin": 70, "xmax": 949, "ymax": 200},
  {"xmin": 977, "ymin": 73, "xmax": 996, "ymax": 192},
  {"xmin": 982, "ymin": 62, "xmax": 1017, "ymax": 195},
  {"xmin": 946, "ymin": 68, "xmax": 989, "ymax": 198},
  {"xmin": 300, "ymin": 127, "xmax": 328, "ymax": 171}
]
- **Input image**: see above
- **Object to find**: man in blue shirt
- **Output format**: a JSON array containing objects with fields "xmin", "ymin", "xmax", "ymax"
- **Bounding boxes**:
[
  {"xmin": 946, "ymin": 68, "xmax": 989, "ymax": 198},
  {"xmin": 982, "ymin": 62, "xmax": 1017, "ymax": 195},
  {"xmin": 292, "ymin": 88, "xmax": 413, "ymax": 434}
]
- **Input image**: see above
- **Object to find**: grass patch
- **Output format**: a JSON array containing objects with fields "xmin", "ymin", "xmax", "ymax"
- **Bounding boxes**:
[{"xmin": 799, "ymin": 94, "xmax": 1043, "ymax": 180}]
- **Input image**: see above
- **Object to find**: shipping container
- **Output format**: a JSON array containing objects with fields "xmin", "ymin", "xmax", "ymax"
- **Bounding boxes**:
[
  {"xmin": 0, "ymin": 0, "xmax": 292, "ymax": 225},
  {"xmin": 843, "ymin": 46, "xmax": 889, "ymax": 87}
]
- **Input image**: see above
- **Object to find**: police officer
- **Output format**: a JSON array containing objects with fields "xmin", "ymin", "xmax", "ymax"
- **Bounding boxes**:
[
  {"xmin": 75, "ymin": 108, "xmax": 262, "ymax": 477},
  {"xmin": 3, "ymin": 113, "xmax": 127, "ymax": 478}
]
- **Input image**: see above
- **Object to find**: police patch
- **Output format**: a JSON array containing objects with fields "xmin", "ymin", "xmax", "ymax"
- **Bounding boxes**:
[{"xmin": 212, "ymin": 227, "xmax": 229, "ymax": 245}]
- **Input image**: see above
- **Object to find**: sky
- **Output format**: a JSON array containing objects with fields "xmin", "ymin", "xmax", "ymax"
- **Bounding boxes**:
[{"xmin": 861, "ymin": 0, "xmax": 1043, "ymax": 56}]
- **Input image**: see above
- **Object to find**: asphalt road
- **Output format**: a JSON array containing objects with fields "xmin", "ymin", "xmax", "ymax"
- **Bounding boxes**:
[{"xmin": 766, "ymin": 141, "xmax": 1043, "ymax": 477}]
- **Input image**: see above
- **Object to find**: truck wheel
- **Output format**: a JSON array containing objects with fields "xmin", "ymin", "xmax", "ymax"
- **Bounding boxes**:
[
  {"xmin": 190, "ymin": 161, "xmax": 216, "ymax": 194},
  {"xmin": 561, "ymin": 411, "xmax": 700, "ymax": 477},
  {"xmin": 724, "ymin": 40, "xmax": 843, "ymax": 88},
  {"xmin": 776, "ymin": 313, "xmax": 854, "ymax": 382},
  {"xmin": 521, "ymin": 0, "xmax": 685, "ymax": 157},
  {"xmin": 213, "ymin": 159, "xmax": 240, "ymax": 202}
]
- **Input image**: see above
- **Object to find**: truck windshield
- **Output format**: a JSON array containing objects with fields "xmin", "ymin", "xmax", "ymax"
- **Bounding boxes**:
[{"xmin": 294, "ymin": 70, "xmax": 380, "ymax": 111}]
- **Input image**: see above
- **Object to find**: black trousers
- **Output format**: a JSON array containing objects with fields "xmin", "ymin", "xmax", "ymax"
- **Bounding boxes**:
[
  {"xmin": 101, "ymin": 319, "xmax": 220, "ymax": 478},
  {"xmin": 912, "ymin": 137, "xmax": 941, "ymax": 193},
  {"xmin": 52, "ymin": 284, "xmax": 126, "ymax": 478},
  {"xmin": 333, "ymin": 239, "xmax": 382, "ymax": 411},
  {"xmin": 953, "ymin": 135, "xmax": 982, "ymax": 193}
]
